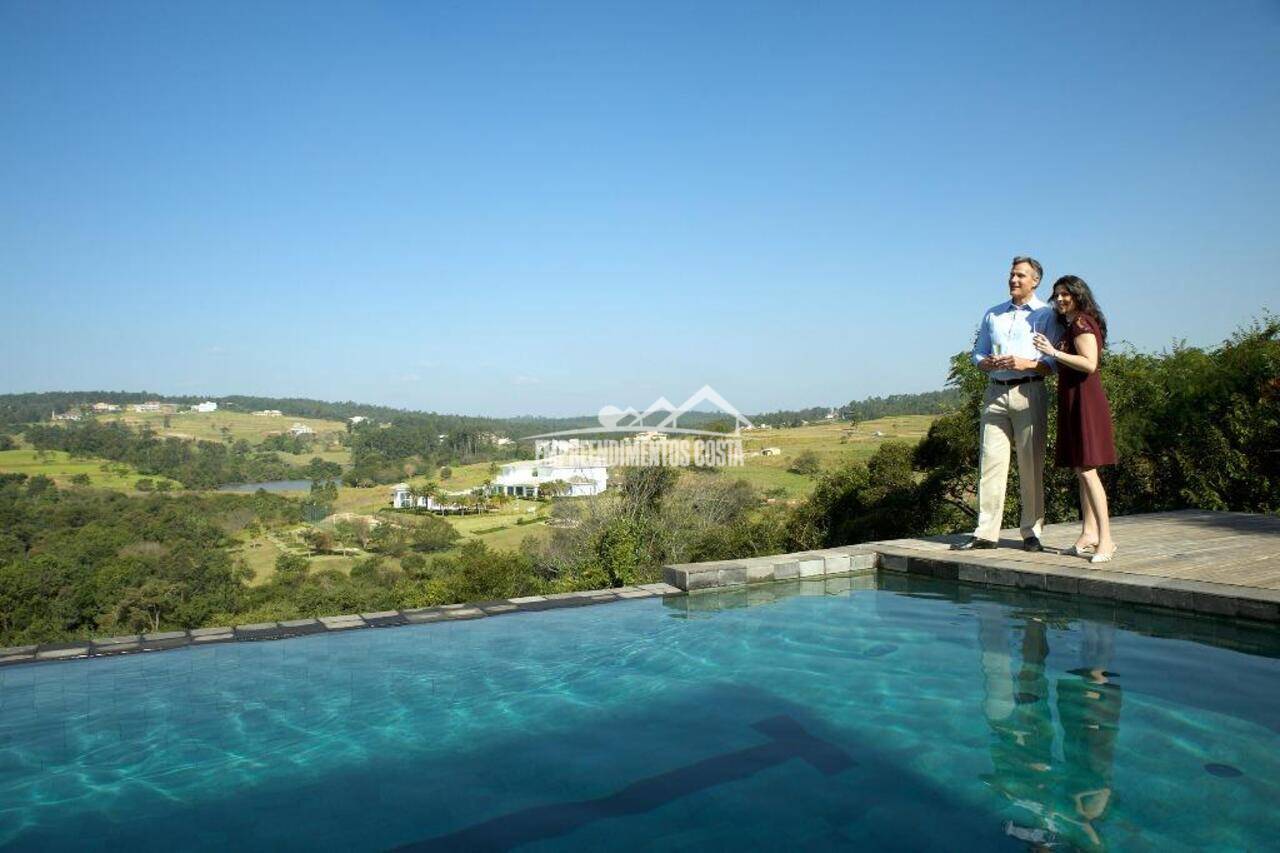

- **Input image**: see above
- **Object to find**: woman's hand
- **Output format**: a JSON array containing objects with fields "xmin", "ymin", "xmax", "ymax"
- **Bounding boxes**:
[{"xmin": 1032, "ymin": 332, "xmax": 1056, "ymax": 357}]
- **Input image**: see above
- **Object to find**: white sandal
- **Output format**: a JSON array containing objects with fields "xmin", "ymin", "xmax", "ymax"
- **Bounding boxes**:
[
  {"xmin": 1063, "ymin": 543, "xmax": 1097, "ymax": 557},
  {"xmin": 1090, "ymin": 546, "xmax": 1118, "ymax": 564}
]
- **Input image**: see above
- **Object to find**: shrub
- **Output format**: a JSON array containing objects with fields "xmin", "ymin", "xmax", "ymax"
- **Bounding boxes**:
[
  {"xmin": 274, "ymin": 553, "xmax": 310, "ymax": 583},
  {"xmin": 788, "ymin": 450, "xmax": 822, "ymax": 476}
]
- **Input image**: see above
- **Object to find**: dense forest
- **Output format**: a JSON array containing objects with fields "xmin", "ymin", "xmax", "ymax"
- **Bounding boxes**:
[
  {"xmin": 843, "ymin": 390, "xmax": 963, "ymax": 422},
  {"xmin": 1, "ymin": 318, "xmax": 1275, "ymax": 646},
  {"xmin": 752, "ymin": 389, "xmax": 963, "ymax": 427}
]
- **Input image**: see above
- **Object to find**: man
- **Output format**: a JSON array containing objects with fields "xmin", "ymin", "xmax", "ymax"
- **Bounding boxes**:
[{"xmin": 953, "ymin": 256, "xmax": 1060, "ymax": 551}]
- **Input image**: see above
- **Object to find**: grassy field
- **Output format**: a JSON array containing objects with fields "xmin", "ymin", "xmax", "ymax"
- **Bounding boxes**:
[
  {"xmin": 332, "ymin": 483, "xmax": 395, "ymax": 514},
  {"xmin": 730, "ymin": 415, "xmax": 937, "ymax": 499},
  {"xmin": 239, "ymin": 496, "xmax": 552, "ymax": 585},
  {"xmin": 99, "ymin": 410, "xmax": 348, "ymax": 445},
  {"xmin": 0, "ymin": 449, "xmax": 183, "ymax": 492},
  {"xmin": 326, "ymin": 460, "xmax": 498, "ymax": 515},
  {"xmin": 273, "ymin": 447, "xmax": 353, "ymax": 467},
  {"xmin": 436, "ymin": 460, "xmax": 501, "ymax": 490}
]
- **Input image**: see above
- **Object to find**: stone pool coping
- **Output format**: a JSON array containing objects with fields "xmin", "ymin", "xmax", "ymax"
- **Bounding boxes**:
[
  {"xmin": 0, "ymin": 583, "xmax": 685, "ymax": 668},
  {"xmin": 662, "ymin": 537, "xmax": 1280, "ymax": 624}
]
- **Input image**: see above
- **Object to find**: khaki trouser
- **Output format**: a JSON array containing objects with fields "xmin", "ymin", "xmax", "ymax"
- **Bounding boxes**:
[{"xmin": 974, "ymin": 380, "xmax": 1047, "ymax": 542}]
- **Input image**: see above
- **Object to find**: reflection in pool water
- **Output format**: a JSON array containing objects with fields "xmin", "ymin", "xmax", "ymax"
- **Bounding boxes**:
[{"xmin": 1, "ymin": 573, "xmax": 1277, "ymax": 851}]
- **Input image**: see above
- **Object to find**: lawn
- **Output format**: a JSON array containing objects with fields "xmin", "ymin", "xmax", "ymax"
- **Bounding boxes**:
[
  {"xmin": 241, "ymin": 496, "xmax": 553, "ymax": 585},
  {"xmin": 99, "ymin": 409, "xmax": 348, "ymax": 445},
  {"xmin": 332, "ymin": 483, "xmax": 395, "ymax": 514},
  {"xmin": 235, "ymin": 531, "xmax": 368, "ymax": 586},
  {"xmin": 328, "ymin": 460, "xmax": 505, "ymax": 515},
  {"xmin": 436, "ymin": 460, "xmax": 502, "ymax": 490},
  {"xmin": 0, "ymin": 449, "xmax": 183, "ymax": 492},
  {"xmin": 272, "ymin": 447, "xmax": 353, "ymax": 467},
  {"xmin": 730, "ymin": 415, "xmax": 938, "ymax": 499}
]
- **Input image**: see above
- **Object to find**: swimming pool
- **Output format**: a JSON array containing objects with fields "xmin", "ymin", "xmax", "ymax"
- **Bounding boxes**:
[{"xmin": 2, "ymin": 572, "xmax": 1277, "ymax": 851}]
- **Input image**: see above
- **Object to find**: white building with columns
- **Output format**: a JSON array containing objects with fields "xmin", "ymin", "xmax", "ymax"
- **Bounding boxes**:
[{"xmin": 489, "ymin": 455, "xmax": 608, "ymax": 498}]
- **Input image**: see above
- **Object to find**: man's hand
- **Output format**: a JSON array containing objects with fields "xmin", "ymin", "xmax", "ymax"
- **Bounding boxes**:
[
  {"xmin": 1007, "ymin": 356, "xmax": 1040, "ymax": 371},
  {"xmin": 980, "ymin": 354, "xmax": 1015, "ymax": 371}
]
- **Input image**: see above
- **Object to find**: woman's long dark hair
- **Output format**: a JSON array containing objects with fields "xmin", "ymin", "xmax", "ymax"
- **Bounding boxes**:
[{"xmin": 1052, "ymin": 275, "xmax": 1108, "ymax": 343}]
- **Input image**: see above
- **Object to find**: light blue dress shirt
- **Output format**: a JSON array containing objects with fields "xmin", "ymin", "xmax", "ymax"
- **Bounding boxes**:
[{"xmin": 971, "ymin": 295, "xmax": 1062, "ymax": 381}]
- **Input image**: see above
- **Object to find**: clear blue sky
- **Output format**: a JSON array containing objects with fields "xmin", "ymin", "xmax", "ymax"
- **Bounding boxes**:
[{"xmin": 2, "ymin": 1, "xmax": 1277, "ymax": 416}]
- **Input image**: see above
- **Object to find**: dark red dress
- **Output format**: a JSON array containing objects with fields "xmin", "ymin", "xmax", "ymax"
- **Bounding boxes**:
[{"xmin": 1055, "ymin": 313, "xmax": 1117, "ymax": 468}]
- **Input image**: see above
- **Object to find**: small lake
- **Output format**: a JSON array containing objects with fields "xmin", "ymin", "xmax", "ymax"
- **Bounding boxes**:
[{"xmin": 216, "ymin": 480, "xmax": 314, "ymax": 493}]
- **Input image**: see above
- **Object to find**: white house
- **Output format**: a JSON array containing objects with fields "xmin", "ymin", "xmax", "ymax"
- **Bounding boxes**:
[
  {"xmin": 92, "ymin": 402, "xmax": 121, "ymax": 413},
  {"xmin": 349, "ymin": 416, "xmax": 368, "ymax": 425},
  {"xmin": 193, "ymin": 401, "xmax": 218, "ymax": 413},
  {"xmin": 761, "ymin": 447, "xmax": 782, "ymax": 456},
  {"xmin": 489, "ymin": 455, "xmax": 608, "ymax": 498},
  {"xmin": 289, "ymin": 422, "xmax": 315, "ymax": 436},
  {"xmin": 132, "ymin": 402, "xmax": 162, "ymax": 413},
  {"xmin": 390, "ymin": 484, "xmax": 468, "ymax": 512},
  {"xmin": 252, "ymin": 410, "xmax": 283, "ymax": 417}
]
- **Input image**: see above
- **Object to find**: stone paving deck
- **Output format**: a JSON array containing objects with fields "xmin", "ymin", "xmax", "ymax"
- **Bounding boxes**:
[{"xmin": 663, "ymin": 510, "xmax": 1280, "ymax": 624}]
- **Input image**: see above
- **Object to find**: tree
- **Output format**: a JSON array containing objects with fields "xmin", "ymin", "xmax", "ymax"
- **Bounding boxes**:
[
  {"xmin": 334, "ymin": 516, "xmax": 372, "ymax": 548},
  {"xmin": 592, "ymin": 516, "xmax": 647, "ymax": 587},
  {"xmin": 135, "ymin": 478, "xmax": 155, "ymax": 492},
  {"xmin": 370, "ymin": 523, "xmax": 409, "ymax": 557},
  {"xmin": 274, "ymin": 552, "xmax": 310, "ymax": 583},
  {"xmin": 302, "ymin": 528, "xmax": 336, "ymax": 555},
  {"xmin": 70, "ymin": 473, "xmax": 91, "ymax": 486},
  {"xmin": 616, "ymin": 466, "xmax": 678, "ymax": 517},
  {"xmin": 537, "ymin": 479, "xmax": 570, "ymax": 499},
  {"xmin": 434, "ymin": 540, "xmax": 541, "ymax": 601},
  {"xmin": 410, "ymin": 515, "xmax": 461, "ymax": 552},
  {"xmin": 112, "ymin": 579, "xmax": 182, "ymax": 633},
  {"xmin": 400, "ymin": 552, "xmax": 429, "ymax": 578},
  {"xmin": 439, "ymin": 466, "xmax": 453, "ymax": 481}
]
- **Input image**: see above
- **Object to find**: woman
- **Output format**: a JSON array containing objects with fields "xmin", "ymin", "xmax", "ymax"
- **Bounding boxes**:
[{"xmin": 1033, "ymin": 276, "xmax": 1118, "ymax": 563}]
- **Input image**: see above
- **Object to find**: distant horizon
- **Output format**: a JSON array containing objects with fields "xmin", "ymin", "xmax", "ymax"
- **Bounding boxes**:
[
  {"xmin": 0, "ymin": 383, "xmax": 959, "ymax": 422},
  {"xmin": 2, "ymin": 308, "xmax": 1268, "ymax": 419}
]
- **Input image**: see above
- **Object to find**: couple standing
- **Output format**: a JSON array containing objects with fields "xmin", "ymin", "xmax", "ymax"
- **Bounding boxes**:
[{"xmin": 952, "ymin": 256, "xmax": 1118, "ymax": 563}]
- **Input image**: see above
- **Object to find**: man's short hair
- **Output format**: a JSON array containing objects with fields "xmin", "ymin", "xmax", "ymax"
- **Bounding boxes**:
[{"xmin": 1011, "ymin": 256, "xmax": 1043, "ymax": 282}]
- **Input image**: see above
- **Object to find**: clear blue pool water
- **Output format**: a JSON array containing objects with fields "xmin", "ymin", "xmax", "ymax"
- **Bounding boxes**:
[{"xmin": 2, "ymin": 573, "xmax": 1278, "ymax": 851}]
